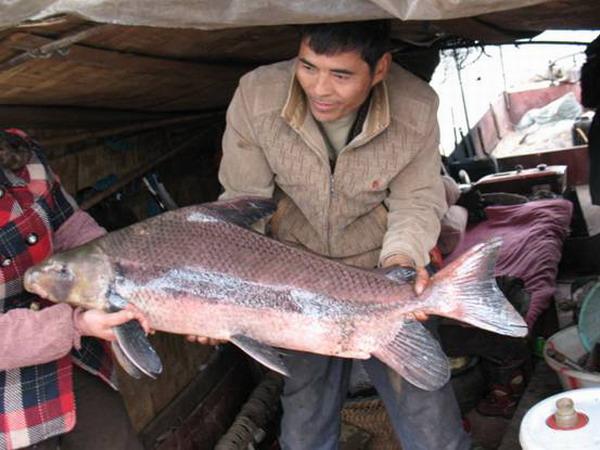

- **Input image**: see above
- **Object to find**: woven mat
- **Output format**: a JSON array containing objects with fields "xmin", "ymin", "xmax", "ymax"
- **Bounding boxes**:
[{"xmin": 341, "ymin": 397, "xmax": 402, "ymax": 450}]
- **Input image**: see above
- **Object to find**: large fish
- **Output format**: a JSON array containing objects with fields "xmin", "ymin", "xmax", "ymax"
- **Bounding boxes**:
[{"xmin": 23, "ymin": 197, "xmax": 527, "ymax": 391}]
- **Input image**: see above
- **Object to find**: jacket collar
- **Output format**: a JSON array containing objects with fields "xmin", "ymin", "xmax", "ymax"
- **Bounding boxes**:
[{"xmin": 281, "ymin": 61, "xmax": 391, "ymax": 152}]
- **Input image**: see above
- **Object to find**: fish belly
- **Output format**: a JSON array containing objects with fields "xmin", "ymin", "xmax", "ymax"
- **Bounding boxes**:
[{"xmin": 127, "ymin": 291, "xmax": 375, "ymax": 359}]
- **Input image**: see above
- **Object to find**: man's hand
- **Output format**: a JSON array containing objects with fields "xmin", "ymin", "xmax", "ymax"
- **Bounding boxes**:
[
  {"xmin": 74, "ymin": 304, "xmax": 152, "ymax": 341},
  {"xmin": 412, "ymin": 266, "xmax": 430, "ymax": 297},
  {"xmin": 186, "ymin": 335, "xmax": 228, "ymax": 346},
  {"xmin": 382, "ymin": 253, "xmax": 430, "ymax": 321}
]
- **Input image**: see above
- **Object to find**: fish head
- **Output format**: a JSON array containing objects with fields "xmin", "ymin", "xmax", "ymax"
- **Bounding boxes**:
[{"xmin": 24, "ymin": 243, "xmax": 114, "ymax": 311}]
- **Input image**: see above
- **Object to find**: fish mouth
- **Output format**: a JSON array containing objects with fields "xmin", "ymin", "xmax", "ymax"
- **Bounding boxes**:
[
  {"xmin": 23, "ymin": 262, "xmax": 75, "ymax": 304},
  {"xmin": 23, "ymin": 268, "xmax": 49, "ymax": 299}
]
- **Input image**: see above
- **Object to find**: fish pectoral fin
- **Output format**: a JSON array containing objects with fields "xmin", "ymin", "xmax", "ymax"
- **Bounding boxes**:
[
  {"xmin": 372, "ymin": 319, "xmax": 450, "ymax": 391},
  {"xmin": 201, "ymin": 197, "xmax": 276, "ymax": 229},
  {"xmin": 111, "ymin": 341, "xmax": 144, "ymax": 379},
  {"xmin": 230, "ymin": 335, "xmax": 290, "ymax": 377},
  {"xmin": 113, "ymin": 319, "xmax": 163, "ymax": 379}
]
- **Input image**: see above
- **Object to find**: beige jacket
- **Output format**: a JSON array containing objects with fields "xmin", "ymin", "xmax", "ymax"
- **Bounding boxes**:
[{"xmin": 219, "ymin": 59, "xmax": 447, "ymax": 268}]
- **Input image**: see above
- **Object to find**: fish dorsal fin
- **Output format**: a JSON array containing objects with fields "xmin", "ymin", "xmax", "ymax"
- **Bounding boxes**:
[
  {"xmin": 372, "ymin": 319, "xmax": 450, "ymax": 391},
  {"xmin": 200, "ymin": 196, "xmax": 276, "ymax": 229},
  {"xmin": 230, "ymin": 334, "xmax": 289, "ymax": 376}
]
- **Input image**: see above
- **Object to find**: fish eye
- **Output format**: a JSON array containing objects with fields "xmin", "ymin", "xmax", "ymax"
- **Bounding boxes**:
[{"xmin": 59, "ymin": 264, "xmax": 69, "ymax": 275}]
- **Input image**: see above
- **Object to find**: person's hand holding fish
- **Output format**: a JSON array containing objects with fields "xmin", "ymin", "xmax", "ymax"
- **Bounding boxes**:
[
  {"xmin": 74, "ymin": 303, "xmax": 152, "ymax": 341},
  {"xmin": 381, "ymin": 253, "xmax": 430, "ymax": 322}
]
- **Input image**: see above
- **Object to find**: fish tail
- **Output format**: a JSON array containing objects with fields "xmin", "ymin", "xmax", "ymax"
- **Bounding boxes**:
[{"xmin": 427, "ymin": 237, "xmax": 528, "ymax": 337}]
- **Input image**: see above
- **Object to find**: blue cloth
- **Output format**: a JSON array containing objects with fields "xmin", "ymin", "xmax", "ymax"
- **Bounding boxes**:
[{"xmin": 279, "ymin": 322, "xmax": 471, "ymax": 450}]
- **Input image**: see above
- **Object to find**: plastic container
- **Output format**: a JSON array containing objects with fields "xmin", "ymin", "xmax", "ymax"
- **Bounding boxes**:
[
  {"xmin": 520, "ymin": 387, "xmax": 600, "ymax": 449},
  {"xmin": 543, "ymin": 325, "xmax": 600, "ymax": 390},
  {"xmin": 578, "ymin": 281, "xmax": 600, "ymax": 352}
]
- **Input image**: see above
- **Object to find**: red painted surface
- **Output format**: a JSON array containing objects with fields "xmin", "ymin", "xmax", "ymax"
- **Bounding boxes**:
[
  {"xmin": 497, "ymin": 146, "xmax": 589, "ymax": 186},
  {"xmin": 463, "ymin": 83, "xmax": 582, "ymax": 159},
  {"xmin": 475, "ymin": 165, "xmax": 567, "ymax": 194},
  {"xmin": 466, "ymin": 95, "xmax": 510, "ymax": 158},
  {"xmin": 506, "ymin": 83, "xmax": 581, "ymax": 125},
  {"xmin": 545, "ymin": 411, "xmax": 589, "ymax": 430}
]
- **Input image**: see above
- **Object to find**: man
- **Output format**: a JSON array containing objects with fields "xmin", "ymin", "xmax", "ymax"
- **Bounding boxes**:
[
  {"xmin": 214, "ymin": 21, "xmax": 470, "ymax": 449},
  {"xmin": 581, "ymin": 35, "xmax": 600, "ymax": 204},
  {"xmin": 0, "ymin": 129, "xmax": 146, "ymax": 450}
]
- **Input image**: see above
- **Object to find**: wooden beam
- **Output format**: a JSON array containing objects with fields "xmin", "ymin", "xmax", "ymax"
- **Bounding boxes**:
[
  {"xmin": 41, "ymin": 111, "xmax": 224, "ymax": 147},
  {"xmin": 0, "ymin": 25, "xmax": 110, "ymax": 72},
  {"xmin": 140, "ymin": 346, "xmax": 253, "ymax": 450},
  {"xmin": 2, "ymin": 32, "xmax": 251, "ymax": 79},
  {"xmin": 0, "ymin": 105, "xmax": 175, "ymax": 128},
  {"xmin": 0, "ymin": 105, "xmax": 224, "ymax": 129},
  {"xmin": 436, "ymin": 17, "xmax": 536, "ymax": 44},
  {"xmin": 155, "ymin": 353, "xmax": 254, "ymax": 450}
]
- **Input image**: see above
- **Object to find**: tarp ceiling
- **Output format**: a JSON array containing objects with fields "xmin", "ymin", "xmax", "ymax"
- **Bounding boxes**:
[
  {"xmin": 0, "ymin": 0, "xmax": 597, "ymax": 121},
  {"xmin": 2, "ymin": 0, "xmax": 552, "ymax": 30}
]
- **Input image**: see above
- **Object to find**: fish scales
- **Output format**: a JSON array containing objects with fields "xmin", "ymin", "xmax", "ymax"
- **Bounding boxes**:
[
  {"xmin": 100, "ymin": 207, "xmax": 415, "ymax": 312},
  {"xmin": 90, "ymin": 207, "xmax": 401, "ymax": 357}
]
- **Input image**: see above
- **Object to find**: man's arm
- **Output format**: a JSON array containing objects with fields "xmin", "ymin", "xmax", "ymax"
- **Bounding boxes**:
[
  {"xmin": 379, "ymin": 116, "xmax": 447, "ymax": 270},
  {"xmin": 218, "ymin": 80, "xmax": 275, "ymax": 201}
]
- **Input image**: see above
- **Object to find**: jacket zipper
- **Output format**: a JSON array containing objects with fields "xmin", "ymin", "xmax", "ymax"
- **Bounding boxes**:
[
  {"xmin": 298, "ymin": 130, "xmax": 358, "ymax": 256},
  {"xmin": 327, "ymin": 172, "xmax": 334, "ymax": 255},
  {"xmin": 302, "ymin": 137, "xmax": 334, "ymax": 255}
]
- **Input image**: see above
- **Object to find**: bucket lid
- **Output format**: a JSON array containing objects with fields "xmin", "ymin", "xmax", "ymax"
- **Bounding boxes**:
[
  {"xmin": 520, "ymin": 388, "xmax": 600, "ymax": 449},
  {"xmin": 579, "ymin": 282, "xmax": 600, "ymax": 352}
]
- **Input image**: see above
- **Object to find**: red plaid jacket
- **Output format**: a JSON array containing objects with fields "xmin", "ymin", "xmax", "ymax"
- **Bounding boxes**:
[{"xmin": 0, "ymin": 130, "xmax": 115, "ymax": 450}]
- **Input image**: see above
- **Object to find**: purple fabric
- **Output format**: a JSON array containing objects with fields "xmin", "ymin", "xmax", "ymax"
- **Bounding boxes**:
[{"xmin": 444, "ymin": 199, "xmax": 573, "ymax": 328}]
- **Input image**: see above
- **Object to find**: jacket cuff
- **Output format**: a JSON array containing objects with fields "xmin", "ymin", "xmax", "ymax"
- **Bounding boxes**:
[
  {"xmin": 380, "ymin": 253, "xmax": 415, "ymax": 268},
  {"xmin": 379, "ymin": 244, "xmax": 430, "ymax": 268},
  {"xmin": 71, "ymin": 307, "xmax": 85, "ymax": 350}
]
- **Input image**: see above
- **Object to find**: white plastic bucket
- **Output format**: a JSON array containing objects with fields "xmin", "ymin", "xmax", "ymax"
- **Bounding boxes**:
[
  {"xmin": 520, "ymin": 387, "xmax": 600, "ymax": 449},
  {"xmin": 543, "ymin": 325, "xmax": 600, "ymax": 390}
]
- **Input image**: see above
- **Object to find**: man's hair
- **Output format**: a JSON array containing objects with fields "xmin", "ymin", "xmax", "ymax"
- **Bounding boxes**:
[{"xmin": 299, "ymin": 21, "xmax": 391, "ymax": 72}]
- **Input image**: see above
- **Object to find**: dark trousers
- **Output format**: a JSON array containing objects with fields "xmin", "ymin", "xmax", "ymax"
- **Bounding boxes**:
[
  {"xmin": 26, "ymin": 368, "xmax": 142, "ymax": 450},
  {"xmin": 279, "ymin": 319, "xmax": 471, "ymax": 450}
]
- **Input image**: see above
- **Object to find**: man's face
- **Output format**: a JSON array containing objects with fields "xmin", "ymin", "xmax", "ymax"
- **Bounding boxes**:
[{"xmin": 295, "ymin": 38, "xmax": 389, "ymax": 123}]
